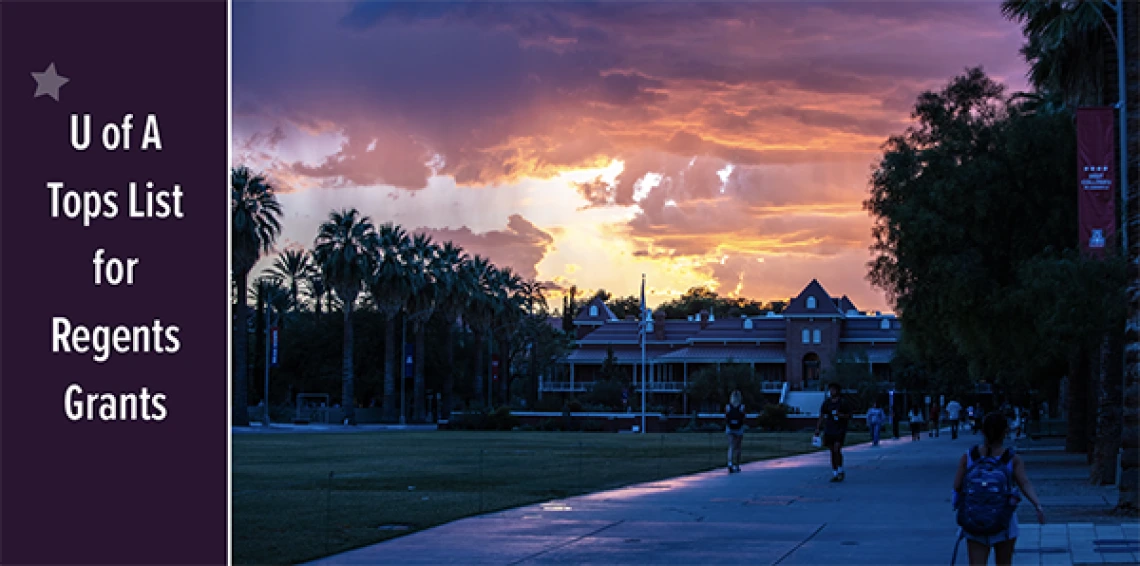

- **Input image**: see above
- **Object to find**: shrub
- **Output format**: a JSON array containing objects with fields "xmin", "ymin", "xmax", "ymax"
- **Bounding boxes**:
[
  {"xmin": 538, "ymin": 418, "xmax": 562, "ymax": 432},
  {"xmin": 756, "ymin": 403, "xmax": 790, "ymax": 431},
  {"xmin": 580, "ymin": 419, "xmax": 606, "ymax": 432},
  {"xmin": 487, "ymin": 407, "xmax": 519, "ymax": 431}
]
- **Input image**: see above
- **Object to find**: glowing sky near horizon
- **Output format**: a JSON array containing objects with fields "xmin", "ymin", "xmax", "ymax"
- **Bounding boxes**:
[{"xmin": 233, "ymin": 1, "xmax": 1029, "ymax": 311}]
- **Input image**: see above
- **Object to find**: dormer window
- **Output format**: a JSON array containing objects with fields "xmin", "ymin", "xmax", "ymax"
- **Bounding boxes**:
[
  {"xmin": 806, "ymin": 297, "xmax": 817, "ymax": 309},
  {"xmin": 812, "ymin": 329, "xmax": 821, "ymax": 344},
  {"xmin": 801, "ymin": 328, "xmax": 810, "ymax": 343},
  {"xmin": 588, "ymin": 305, "xmax": 598, "ymax": 317},
  {"xmin": 881, "ymin": 319, "xmax": 890, "ymax": 330}
]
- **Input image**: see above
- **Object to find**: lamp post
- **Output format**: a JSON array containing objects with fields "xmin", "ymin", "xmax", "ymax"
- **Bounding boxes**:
[
  {"xmin": 263, "ymin": 304, "xmax": 273, "ymax": 427},
  {"xmin": 401, "ymin": 314, "xmax": 407, "ymax": 425}
]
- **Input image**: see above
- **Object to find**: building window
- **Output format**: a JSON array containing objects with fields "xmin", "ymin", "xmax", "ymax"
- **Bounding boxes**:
[
  {"xmin": 806, "ymin": 296, "xmax": 817, "ymax": 309},
  {"xmin": 801, "ymin": 328, "xmax": 810, "ymax": 343},
  {"xmin": 881, "ymin": 319, "xmax": 890, "ymax": 330},
  {"xmin": 589, "ymin": 305, "xmax": 598, "ymax": 317},
  {"xmin": 812, "ymin": 329, "xmax": 821, "ymax": 344}
]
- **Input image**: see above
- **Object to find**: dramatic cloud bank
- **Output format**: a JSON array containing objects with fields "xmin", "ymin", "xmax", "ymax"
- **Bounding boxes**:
[{"xmin": 234, "ymin": 1, "xmax": 1028, "ymax": 310}]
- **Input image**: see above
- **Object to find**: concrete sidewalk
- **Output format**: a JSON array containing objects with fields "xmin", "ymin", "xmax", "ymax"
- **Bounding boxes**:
[{"xmin": 310, "ymin": 432, "xmax": 1139, "ymax": 565}]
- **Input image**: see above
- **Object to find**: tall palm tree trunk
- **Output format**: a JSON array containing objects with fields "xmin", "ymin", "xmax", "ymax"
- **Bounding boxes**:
[
  {"xmin": 342, "ymin": 304, "xmax": 356, "ymax": 425},
  {"xmin": 233, "ymin": 272, "xmax": 251, "ymax": 426},
  {"xmin": 473, "ymin": 331, "xmax": 485, "ymax": 403},
  {"xmin": 1093, "ymin": 334, "xmax": 1123, "ymax": 484},
  {"xmin": 1067, "ymin": 347, "xmax": 1091, "ymax": 454},
  {"xmin": 382, "ymin": 316, "xmax": 398, "ymax": 422},
  {"xmin": 414, "ymin": 323, "xmax": 427, "ymax": 422},
  {"xmin": 499, "ymin": 337, "xmax": 510, "ymax": 406},
  {"xmin": 443, "ymin": 321, "xmax": 455, "ymax": 421},
  {"xmin": 1119, "ymin": 0, "xmax": 1139, "ymax": 513}
]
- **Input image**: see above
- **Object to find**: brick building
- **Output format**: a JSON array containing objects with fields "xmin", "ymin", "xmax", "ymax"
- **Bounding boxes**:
[{"xmin": 547, "ymin": 280, "xmax": 900, "ymax": 412}]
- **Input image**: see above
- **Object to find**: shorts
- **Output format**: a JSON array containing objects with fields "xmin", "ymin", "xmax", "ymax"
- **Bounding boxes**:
[
  {"xmin": 961, "ymin": 513, "xmax": 1019, "ymax": 546},
  {"xmin": 822, "ymin": 432, "xmax": 846, "ymax": 446}
]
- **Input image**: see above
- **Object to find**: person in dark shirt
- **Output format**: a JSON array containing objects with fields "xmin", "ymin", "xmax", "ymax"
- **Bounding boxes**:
[
  {"xmin": 725, "ymin": 390, "xmax": 746, "ymax": 473},
  {"xmin": 814, "ymin": 382, "xmax": 852, "ymax": 482}
]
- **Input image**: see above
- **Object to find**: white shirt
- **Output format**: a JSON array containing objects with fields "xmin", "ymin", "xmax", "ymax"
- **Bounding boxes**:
[{"xmin": 946, "ymin": 401, "xmax": 962, "ymax": 420}]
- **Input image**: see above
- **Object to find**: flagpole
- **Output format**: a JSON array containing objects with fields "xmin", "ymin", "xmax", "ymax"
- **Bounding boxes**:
[{"xmin": 641, "ymin": 274, "xmax": 647, "ymax": 435}]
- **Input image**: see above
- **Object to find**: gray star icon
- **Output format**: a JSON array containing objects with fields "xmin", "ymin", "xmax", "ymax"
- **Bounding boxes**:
[{"xmin": 31, "ymin": 63, "xmax": 69, "ymax": 102}]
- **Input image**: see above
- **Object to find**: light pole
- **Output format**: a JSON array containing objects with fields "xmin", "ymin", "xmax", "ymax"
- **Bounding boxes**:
[
  {"xmin": 263, "ymin": 304, "xmax": 273, "ymax": 427},
  {"xmin": 401, "ymin": 314, "xmax": 407, "ymax": 425}
]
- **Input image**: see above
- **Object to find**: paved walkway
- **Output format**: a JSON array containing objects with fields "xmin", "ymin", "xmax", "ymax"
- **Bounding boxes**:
[{"xmin": 310, "ymin": 431, "xmax": 1139, "ymax": 565}]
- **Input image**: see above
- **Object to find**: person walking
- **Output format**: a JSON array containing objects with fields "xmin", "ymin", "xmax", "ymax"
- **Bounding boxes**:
[
  {"xmin": 814, "ymin": 383, "xmax": 852, "ymax": 482},
  {"xmin": 966, "ymin": 405, "xmax": 975, "ymax": 433},
  {"xmin": 952, "ymin": 413, "xmax": 1045, "ymax": 566},
  {"xmin": 725, "ymin": 390, "xmax": 745, "ymax": 474},
  {"xmin": 866, "ymin": 401, "xmax": 886, "ymax": 447},
  {"xmin": 929, "ymin": 402, "xmax": 941, "ymax": 437},
  {"xmin": 909, "ymin": 407, "xmax": 923, "ymax": 441},
  {"xmin": 892, "ymin": 402, "xmax": 902, "ymax": 440},
  {"xmin": 946, "ymin": 399, "xmax": 962, "ymax": 439}
]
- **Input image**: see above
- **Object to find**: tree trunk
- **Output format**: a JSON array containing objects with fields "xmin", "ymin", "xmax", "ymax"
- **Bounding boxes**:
[
  {"xmin": 1067, "ymin": 348, "xmax": 1091, "ymax": 453},
  {"xmin": 1092, "ymin": 334, "xmax": 1123, "ymax": 485},
  {"xmin": 499, "ymin": 337, "xmax": 510, "ymax": 406},
  {"xmin": 442, "ymin": 317, "xmax": 454, "ymax": 421},
  {"xmin": 342, "ymin": 304, "xmax": 356, "ymax": 425},
  {"xmin": 233, "ymin": 271, "xmax": 251, "ymax": 426},
  {"xmin": 1088, "ymin": 346, "xmax": 1101, "ymax": 465},
  {"xmin": 1118, "ymin": 0, "xmax": 1139, "ymax": 514},
  {"xmin": 382, "ymin": 316, "xmax": 398, "ymax": 422},
  {"xmin": 473, "ymin": 331, "xmax": 484, "ymax": 404},
  {"xmin": 413, "ymin": 323, "xmax": 427, "ymax": 422}
]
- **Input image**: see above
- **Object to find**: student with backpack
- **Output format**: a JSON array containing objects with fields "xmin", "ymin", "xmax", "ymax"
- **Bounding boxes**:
[
  {"xmin": 952, "ymin": 413, "xmax": 1044, "ymax": 565},
  {"xmin": 725, "ymin": 390, "xmax": 746, "ymax": 474}
]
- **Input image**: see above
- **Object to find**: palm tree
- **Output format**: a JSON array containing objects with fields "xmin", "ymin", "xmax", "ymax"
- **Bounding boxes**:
[
  {"xmin": 464, "ymin": 256, "xmax": 495, "ymax": 404},
  {"xmin": 405, "ymin": 233, "xmax": 440, "ymax": 422},
  {"xmin": 1003, "ymin": 0, "xmax": 1126, "ymax": 483},
  {"xmin": 491, "ymin": 266, "xmax": 525, "ymax": 406},
  {"xmin": 434, "ymin": 242, "xmax": 471, "ymax": 421},
  {"xmin": 1124, "ymin": 0, "xmax": 1139, "ymax": 516},
  {"xmin": 307, "ymin": 271, "xmax": 326, "ymax": 323},
  {"xmin": 369, "ymin": 223, "xmax": 414, "ymax": 422},
  {"xmin": 270, "ymin": 249, "xmax": 314, "ymax": 313},
  {"xmin": 313, "ymin": 209, "xmax": 379, "ymax": 426},
  {"xmin": 231, "ymin": 166, "xmax": 282, "ymax": 427}
]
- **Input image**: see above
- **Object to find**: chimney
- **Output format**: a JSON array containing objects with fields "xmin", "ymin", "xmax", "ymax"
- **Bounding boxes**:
[
  {"xmin": 699, "ymin": 309, "xmax": 710, "ymax": 330},
  {"xmin": 653, "ymin": 310, "xmax": 666, "ymax": 340}
]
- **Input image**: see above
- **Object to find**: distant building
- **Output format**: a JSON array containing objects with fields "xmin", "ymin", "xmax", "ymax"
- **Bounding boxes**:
[{"xmin": 547, "ymin": 280, "xmax": 900, "ymax": 409}]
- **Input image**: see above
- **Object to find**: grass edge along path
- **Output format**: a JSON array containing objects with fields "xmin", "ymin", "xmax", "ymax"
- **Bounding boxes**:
[{"xmin": 233, "ymin": 430, "xmax": 869, "ymax": 565}]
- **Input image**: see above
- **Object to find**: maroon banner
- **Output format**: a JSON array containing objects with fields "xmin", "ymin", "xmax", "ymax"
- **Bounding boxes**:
[{"xmin": 1077, "ymin": 107, "xmax": 1116, "ymax": 257}]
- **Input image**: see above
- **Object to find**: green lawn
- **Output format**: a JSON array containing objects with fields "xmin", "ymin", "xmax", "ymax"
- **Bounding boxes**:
[{"xmin": 233, "ymin": 430, "xmax": 866, "ymax": 565}]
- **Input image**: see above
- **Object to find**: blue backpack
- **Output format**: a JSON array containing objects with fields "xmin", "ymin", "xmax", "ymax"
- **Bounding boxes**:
[{"xmin": 956, "ymin": 447, "xmax": 1018, "ymax": 536}]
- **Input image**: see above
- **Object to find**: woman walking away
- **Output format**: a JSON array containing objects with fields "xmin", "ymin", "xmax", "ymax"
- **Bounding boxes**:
[
  {"xmin": 952, "ymin": 413, "xmax": 1045, "ymax": 566},
  {"xmin": 909, "ymin": 408, "xmax": 923, "ymax": 441},
  {"xmin": 725, "ymin": 390, "xmax": 745, "ymax": 473},
  {"xmin": 866, "ymin": 402, "xmax": 885, "ymax": 447}
]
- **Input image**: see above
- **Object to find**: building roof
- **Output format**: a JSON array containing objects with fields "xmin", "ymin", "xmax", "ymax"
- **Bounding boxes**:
[
  {"xmin": 655, "ymin": 345, "xmax": 786, "ymax": 363},
  {"xmin": 783, "ymin": 279, "xmax": 845, "ymax": 317},
  {"xmin": 687, "ymin": 318, "xmax": 784, "ymax": 342},
  {"xmin": 839, "ymin": 316, "xmax": 900, "ymax": 342},
  {"xmin": 565, "ymin": 347, "xmax": 663, "ymax": 364},
  {"xmin": 574, "ymin": 296, "xmax": 618, "ymax": 325}
]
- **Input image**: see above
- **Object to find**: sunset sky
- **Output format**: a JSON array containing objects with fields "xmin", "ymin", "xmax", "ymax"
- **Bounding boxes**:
[{"xmin": 233, "ymin": 1, "xmax": 1029, "ymax": 312}]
